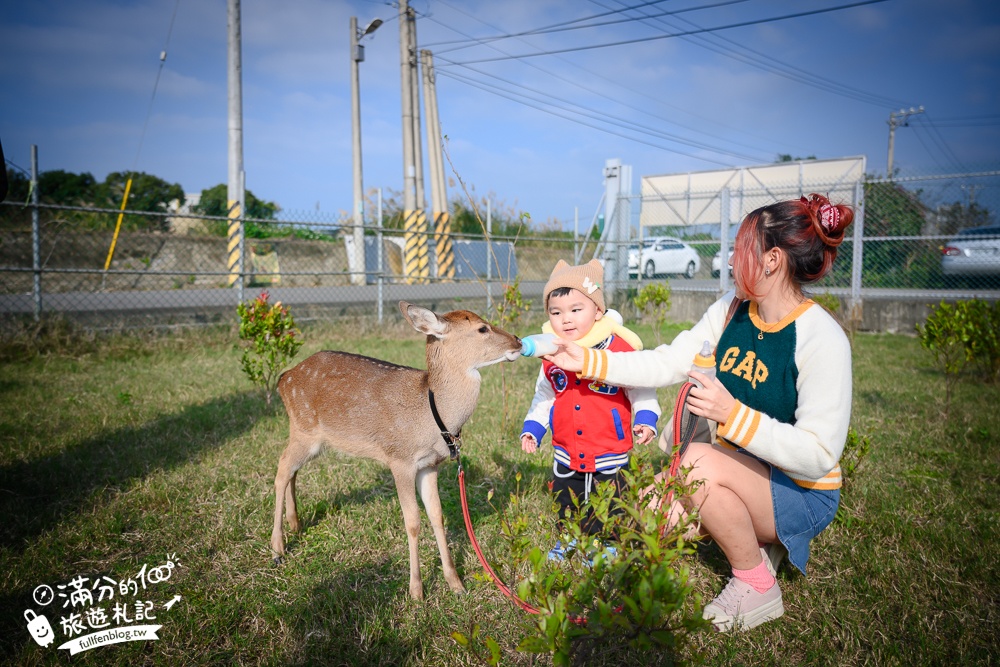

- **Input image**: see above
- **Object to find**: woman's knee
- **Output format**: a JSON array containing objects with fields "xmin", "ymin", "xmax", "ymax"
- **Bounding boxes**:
[{"xmin": 681, "ymin": 443, "xmax": 728, "ymax": 482}]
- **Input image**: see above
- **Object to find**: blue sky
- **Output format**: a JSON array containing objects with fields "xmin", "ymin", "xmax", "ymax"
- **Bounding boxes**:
[{"xmin": 2, "ymin": 0, "xmax": 998, "ymax": 227}]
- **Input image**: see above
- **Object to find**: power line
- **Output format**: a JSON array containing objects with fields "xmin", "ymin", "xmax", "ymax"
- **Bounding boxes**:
[
  {"xmin": 911, "ymin": 115, "xmax": 968, "ymax": 173},
  {"xmin": 424, "ymin": 0, "xmax": 670, "ymax": 48},
  {"xmin": 435, "ymin": 60, "xmax": 766, "ymax": 162},
  {"xmin": 921, "ymin": 115, "xmax": 1000, "ymax": 128},
  {"xmin": 427, "ymin": 0, "xmax": 751, "ymax": 53},
  {"xmin": 435, "ymin": 68, "xmax": 736, "ymax": 166},
  {"xmin": 593, "ymin": 0, "xmax": 912, "ymax": 109},
  {"xmin": 449, "ymin": 0, "xmax": 891, "ymax": 65},
  {"xmin": 131, "ymin": 0, "xmax": 181, "ymax": 174},
  {"xmin": 425, "ymin": 1, "xmax": 783, "ymax": 163}
]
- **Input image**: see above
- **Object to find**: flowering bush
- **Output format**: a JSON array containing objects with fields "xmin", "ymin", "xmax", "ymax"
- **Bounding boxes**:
[{"xmin": 236, "ymin": 291, "xmax": 303, "ymax": 406}]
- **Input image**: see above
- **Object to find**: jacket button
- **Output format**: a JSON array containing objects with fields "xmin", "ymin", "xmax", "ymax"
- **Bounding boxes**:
[
  {"xmin": 579, "ymin": 453, "xmax": 585, "ymax": 458},
  {"xmin": 574, "ymin": 405, "xmax": 580, "ymax": 410},
  {"xmin": 579, "ymin": 463, "xmax": 586, "ymax": 470},
  {"xmin": 575, "ymin": 380, "xmax": 581, "ymax": 385},
  {"xmin": 577, "ymin": 430, "xmax": 582, "ymax": 435}
]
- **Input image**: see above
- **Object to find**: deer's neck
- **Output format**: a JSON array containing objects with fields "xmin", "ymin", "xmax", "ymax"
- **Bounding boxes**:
[{"xmin": 425, "ymin": 346, "xmax": 482, "ymax": 430}]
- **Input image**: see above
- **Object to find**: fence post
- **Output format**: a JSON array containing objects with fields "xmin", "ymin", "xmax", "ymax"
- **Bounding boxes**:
[
  {"xmin": 238, "ymin": 170, "xmax": 246, "ymax": 304},
  {"xmin": 573, "ymin": 206, "xmax": 579, "ymax": 265},
  {"xmin": 486, "ymin": 198, "xmax": 492, "ymax": 314},
  {"xmin": 377, "ymin": 188, "xmax": 383, "ymax": 325},
  {"xmin": 30, "ymin": 145, "xmax": 41, "ymax": 321},
  {"xmin": 850, "ymin": 177, "xmax": 866, "ymax": 324},
  {"xmin": 720, "ymin": 187, "xmax": 731, "ymax": 294}
]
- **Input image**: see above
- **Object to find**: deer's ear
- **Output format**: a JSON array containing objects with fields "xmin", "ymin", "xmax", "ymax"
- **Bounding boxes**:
[{"xmin": 402, "ymin": 303, "xmax": 448, "ymax": 338}]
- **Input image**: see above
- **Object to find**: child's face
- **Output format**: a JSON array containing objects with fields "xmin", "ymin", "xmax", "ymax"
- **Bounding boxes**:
[{"xmin": 547, "ymin": 289, "xmax": 603, "ymax": 341}]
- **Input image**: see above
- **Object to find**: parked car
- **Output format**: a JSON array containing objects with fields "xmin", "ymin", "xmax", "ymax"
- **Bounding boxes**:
[
  {"xmin": 712, "ymin": 249, "xmax": 734, "ymax": 278},
  {"xmin": 941, "ymin": 225, "xmax": 1000, "ymax": 277},
  {"xmin": 628, "ymin": 237, "xmax": 700, "ymax": 279}
]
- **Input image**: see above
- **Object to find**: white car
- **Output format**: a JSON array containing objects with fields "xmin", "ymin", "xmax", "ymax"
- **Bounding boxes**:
[
  {"xmin": 628, "ymin": 237, "xmax": 701, "ymax": 279},
  {"xmin": 941, "ymin": 225, "xmax": 1000, "ymax": 277},
  {"xmin": 712, "ymin": 249, "xmax": 734, "ymax": 278}
]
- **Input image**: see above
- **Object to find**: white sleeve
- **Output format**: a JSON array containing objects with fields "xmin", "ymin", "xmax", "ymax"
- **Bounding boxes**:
[
  {"xmin": 521, "ymin": 366, "xmax": 555, "ymax": 440},
  {"xmin": 625, "ymin": 385, "xmax": 661, "ymax": 432},
  {"xmin": 598, "ymin": 293, "xmax": 736, "ymax": 389}
]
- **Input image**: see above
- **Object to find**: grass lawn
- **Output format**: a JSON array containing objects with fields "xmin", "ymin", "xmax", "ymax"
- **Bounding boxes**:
[{"xmin": 0, "ymin": 312, "xmax": 997, "ymax": 666}]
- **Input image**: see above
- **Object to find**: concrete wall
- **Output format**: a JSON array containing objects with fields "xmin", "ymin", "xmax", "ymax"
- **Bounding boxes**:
[{"xmin": 663, "ymin": 290, "xmax": 990, "ymax": 335}]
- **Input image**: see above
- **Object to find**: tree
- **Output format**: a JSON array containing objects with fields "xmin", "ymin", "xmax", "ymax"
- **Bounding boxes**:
[
  {"xmin": 94, "ymin": 171, "xmax": 184, "ymax": 232},
  {"xmin": 861, "ymin": 179, "xmax": 936, "ymax": 287},
  {"xmin": 775, "ymin": 153, "xmax": 816, "ymax": 162},
  {"xmin": 365, "ymin": 186, "xmax": 529, "ymax": 238},
  {"xmin": 4, "ymin": 168, "xmax": 30, "ymax": 203},
  {"xmin": 449, "ymin": 193, "xmax": 527, "ymax": 237},
  {"xmin": 935, "ymin": 201, "xmax": 993, "ymax": 236},
  {"xmin": 38, "ymin": 170, "xmax": 97, "ymax": 205},
  {"xmin": 194, "ymin": 183, "xmax": 279, "ymax": 220}
]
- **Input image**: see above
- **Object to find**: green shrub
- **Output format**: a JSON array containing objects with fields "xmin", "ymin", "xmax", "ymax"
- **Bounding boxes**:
[
  {"xmin": 964, "ymin": 299, "xmax": 1000, "ymax": 384},
  {"xmin": 455, "ymin": 451, "xmax": 708, "ymax": 665},
  {"xmin": 236, "ymin": 291, "xmax": 303, "ymax": 406},
  {"xmin": 916, "ymin": 299, "xmax": 999, "ymax": 418},
  {"xmin": 834, "ymin": 427, "xmax": 871, "ymax": 527},
  {"xmin": 633, "ymin": 283, "xmax": 672, "ymax": 346}
]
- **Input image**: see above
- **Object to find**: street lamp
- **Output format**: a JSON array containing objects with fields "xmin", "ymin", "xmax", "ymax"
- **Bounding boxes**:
[{"xmin": 350, "ymin": 16, "xmax": 383, "ymax": 285}]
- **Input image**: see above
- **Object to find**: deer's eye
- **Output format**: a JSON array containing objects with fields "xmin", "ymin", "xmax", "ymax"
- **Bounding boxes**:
[{"xmin": 478, "ymin": 326, "xmax": 489, "ymax": 334}]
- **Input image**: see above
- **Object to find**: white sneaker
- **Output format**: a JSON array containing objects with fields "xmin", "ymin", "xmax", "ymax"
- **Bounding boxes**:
[
  {"xmin": 760, "ymin": 542, "xmax": 786, "ymax": 576},
  {"xmin": 703, "ymin": 577, "xmax": 784, "ymax": 631}
]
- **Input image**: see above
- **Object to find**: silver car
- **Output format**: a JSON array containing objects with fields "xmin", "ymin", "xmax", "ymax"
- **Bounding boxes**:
[
  {"xmin": 628, "ymin": 237, "xmax": 700, "ymax": 279},
  {"xmin": 941, "ymin": 226, "xmax": 1000, "ymax": 277}
]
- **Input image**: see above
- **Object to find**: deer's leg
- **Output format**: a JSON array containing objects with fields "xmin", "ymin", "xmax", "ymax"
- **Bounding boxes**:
[
  {"xmin": 417, "ymin": 466, "xmax": 465, "ymax": 594},
  {"xmin": 271, "ymin": 449, "xmax": 293, "ymax": 560},
  {"xmin": 390, "ymin": 463, "xmax": 424, "ymax": 601},
  {"xmin": 284, "ymin": 472, "xmax": 300, "ymax": 533},
  {"xmin": 271, "ymin": 435, "xmax": 314, "ymax": 561}
]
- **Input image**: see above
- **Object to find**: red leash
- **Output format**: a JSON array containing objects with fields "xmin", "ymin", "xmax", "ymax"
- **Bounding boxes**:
[
  {"xmin": 665, "ymin": 381, "xmax": 699, "ymax": 507},
  {"xmin": 458, "ymin": 462, "xmax": 542, "ymax": 615}
]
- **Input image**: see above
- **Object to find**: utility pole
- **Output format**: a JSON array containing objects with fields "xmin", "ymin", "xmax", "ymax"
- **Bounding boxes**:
[
  {"xmin": 399, "ymin": 0, "xmax": 427, "ymax": 283},
  {"xmin": 226, "ymin": 0, "xmax": 245, "ymax": 294},
  {"xmin": 421, "ymin": 50, "xmax": 453, "ymax": 280},
  {"xmin": 886, "ymin": 106, "xmax": 923, "ymax": 178},
  {"xmin": 350, "ymin": 16, "xmax": 383, "ymax": 286}
]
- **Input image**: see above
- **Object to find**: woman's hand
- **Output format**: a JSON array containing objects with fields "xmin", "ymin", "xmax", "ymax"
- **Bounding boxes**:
[
  {"xmin": 542, "ymin": 337, "xmax": 584, "ymax": 373},
  {"xmin": 686, "ymin": 371, "xmax": 736, "ymax": 424}
]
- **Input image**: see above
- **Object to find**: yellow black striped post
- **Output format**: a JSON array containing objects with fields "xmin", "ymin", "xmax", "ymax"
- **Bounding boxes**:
[
  {"xmin": 227, "ymin": 200, "xmax": 242, "ymax": 286},
  {"xmin": 403, "ymin": 208, "xmax": 429, "ymax": 284},
  {"xmin": 433, "ymin": 211, "xmax": 455, "ymax": 281}
]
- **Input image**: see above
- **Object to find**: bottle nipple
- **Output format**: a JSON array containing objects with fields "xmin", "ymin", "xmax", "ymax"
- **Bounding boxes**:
[{"xmin": 694, "ymin": 340, "xmax": 715, "ymax": 368}]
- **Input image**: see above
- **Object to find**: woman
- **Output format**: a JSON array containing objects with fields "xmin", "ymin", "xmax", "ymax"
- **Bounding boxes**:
[{"xmin": 543, "ymin": 193, "xmax": 854, "ymax": 631}]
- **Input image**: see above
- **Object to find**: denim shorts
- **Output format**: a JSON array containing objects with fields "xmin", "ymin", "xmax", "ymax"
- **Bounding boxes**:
[{"xmin": 770, "ymin": 465, "xmax": 840, "ymax": 575}]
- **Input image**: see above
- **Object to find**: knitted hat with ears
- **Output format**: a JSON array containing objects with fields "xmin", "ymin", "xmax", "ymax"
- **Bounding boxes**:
[{"xmin": 543, "ymin": 259, "xmax": 605, "ymax": 312}]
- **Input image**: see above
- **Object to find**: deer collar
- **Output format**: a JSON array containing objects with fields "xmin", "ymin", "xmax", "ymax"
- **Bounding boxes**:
[{"xmin": 427, "ymin": 390, "xmax": 461, "ymax": 460}]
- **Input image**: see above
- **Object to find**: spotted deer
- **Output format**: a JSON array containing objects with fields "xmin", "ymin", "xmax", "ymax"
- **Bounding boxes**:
[{"xmin": 270, "ymin": 301, "xmax": 522, "ymax": 600}]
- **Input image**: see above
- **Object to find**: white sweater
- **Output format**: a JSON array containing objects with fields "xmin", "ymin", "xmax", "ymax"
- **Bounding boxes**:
[{"xmin": 580, "ymin": 292, "xmax": 852, "ymax": 489}]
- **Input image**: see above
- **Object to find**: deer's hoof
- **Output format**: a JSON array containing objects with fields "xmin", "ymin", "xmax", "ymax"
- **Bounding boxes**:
[{"xmin": 272, "ymin": 555, "xmax": 284, "ymax": 567}]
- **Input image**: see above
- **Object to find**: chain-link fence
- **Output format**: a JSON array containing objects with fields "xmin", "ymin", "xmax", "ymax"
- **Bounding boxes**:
[{"xmin": 1, "ymin": 168, "xmax": 997, "ymax": 330}]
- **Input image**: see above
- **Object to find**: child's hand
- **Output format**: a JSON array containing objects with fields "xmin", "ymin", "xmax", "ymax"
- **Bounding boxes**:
[
  {"xmin": 521, "ymin": 434, "xmax": 539, "ymax": 453},
  {"xmin": 633, "ymin": 425, "xmax": 655, "ymax": 445}
]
